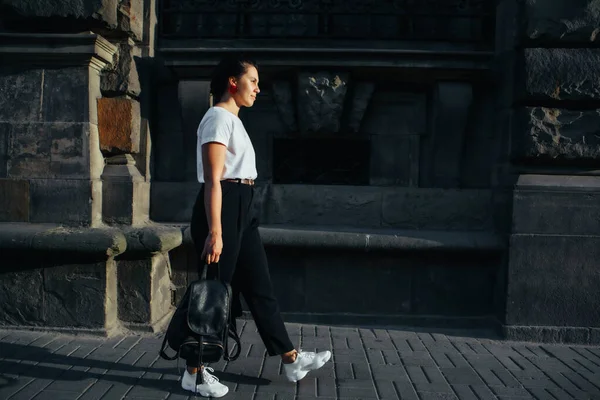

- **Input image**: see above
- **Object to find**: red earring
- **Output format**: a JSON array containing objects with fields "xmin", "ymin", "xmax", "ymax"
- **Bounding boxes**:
[{"xmin": 228, "ymin": 84, "xmax": 237, "ymax": 95}]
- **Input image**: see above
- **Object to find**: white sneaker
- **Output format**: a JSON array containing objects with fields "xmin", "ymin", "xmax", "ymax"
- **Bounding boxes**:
[
  {"xmin": 181, "ymin": 367, "xmax": 229, "ymax": 397},
  {"xmin": 283, "ymin": 349, "xmax": 332, "ymax": 382}
]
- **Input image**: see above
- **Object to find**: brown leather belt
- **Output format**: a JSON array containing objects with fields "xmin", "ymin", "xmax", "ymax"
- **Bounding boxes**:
[{"xmin": 223, "ymin": 178, "xmax": 255, "ymax": 186}]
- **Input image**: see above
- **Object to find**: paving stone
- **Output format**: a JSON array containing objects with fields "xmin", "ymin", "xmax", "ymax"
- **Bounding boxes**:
[{"xmin": 441, "ymin": 367, "xmax": 484, "ymax": 385}]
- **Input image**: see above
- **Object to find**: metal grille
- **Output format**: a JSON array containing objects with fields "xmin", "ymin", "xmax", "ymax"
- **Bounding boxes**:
[{"xmin": 159, "ymin": 0, "xmax": 495, "ymax": 45}]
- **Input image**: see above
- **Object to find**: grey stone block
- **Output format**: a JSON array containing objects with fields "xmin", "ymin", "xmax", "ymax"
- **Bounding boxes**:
[
  {"xmin": 29, "ymin": 179, "xmax": 93, "ymax": 225},
  {"xmin": 7, "ymin": 122, "xmax": 90, "ymax": 179},
  {"xmin": 514, "ymin": 107, "xmax": 600, "ymax": 162},
  {"xmin": 0, "ymin": 269, "xmax": 44, "ymax": 325},
  {"xmin": 369, "ymin": 135, "xmax": 413, "ymax": 186},
  {"xmin": 521, "ymin": 48, "xmax": 600, "ymax": 101},
  {"xmin": 0, "ymin": 179, "xmax": 29, "ymax": 222},
  {"xmin": 523, "ymin": 0, "xmax": 600, "ymax": 44},
  {"xmin": 264, "ymin": 184, "xmax": 381, "ymax": 227},
  {"xmin": 512, "ymin": 178, "xmax": 600, "ymax": 235},
  {"xmin": 42, "ymin": 68, "xmax": 90, "ymax": 123},
  {"xmin": 361, "ymin": 91, "xmax": 426, "ymax": 136},
  {"xmin": 430, "ymin": 82, "xmax": 473, "ymax": 188},
  {"xmin": 178, "ymin": 80, "xmax": 210, "ymax": 181},
  {"xmin": 101, "ymin": 40, "xmax": 141, "ymax": 96},
  {"xmin": 117, "ymin": 255, "xmax": 173, "ymax": 330},
  {"xmin": 503, "ymin": 325, "xmax": 591, "ymax": 345},
  {"xmin": 43, "ymin": 262, "xmax": 112, "ymax": 328},
  {"xmin": 413, "ymin": 261, "xmax": 499, "ymax": 316},
  {"xmin": 0, "ymin": 123, "xmax": 8, "ymax": 178},
  {"xmin": 149, "ymin": 181, "xmax": 201, "ymax": 222},
  {"xmin": 0, "ymin": 68, "xmax": 42, "ymax": 122},
  {"xmin": 153, "ymin": 83, "xmax": 184, "ymax": 181},
  {"xmin": 381, "ymin": 188, "xmax": 494, "ymax": 231},
  {"xmin": 2, "ymin": 0, "xmax": 118, "ymax": 28},
  {"xmin": 506, "ymin": 234, "xmax": 600, "ymax": 328}
]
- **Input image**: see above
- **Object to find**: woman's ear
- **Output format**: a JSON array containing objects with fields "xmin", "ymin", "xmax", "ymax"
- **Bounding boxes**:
[{"xmin": 228, "ymin": 76, "xmax": 237, "ymax": 87}]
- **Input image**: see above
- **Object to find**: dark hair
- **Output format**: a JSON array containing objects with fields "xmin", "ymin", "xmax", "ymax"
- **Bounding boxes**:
[{"xmin": 210, "ymin": 54, "xmax": 258, "ymax": 103}]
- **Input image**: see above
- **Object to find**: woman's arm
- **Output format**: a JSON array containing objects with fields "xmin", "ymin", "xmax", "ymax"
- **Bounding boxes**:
[{"xmin": 201, "ymin": 142, "xmax": 227, "ymax": 264}]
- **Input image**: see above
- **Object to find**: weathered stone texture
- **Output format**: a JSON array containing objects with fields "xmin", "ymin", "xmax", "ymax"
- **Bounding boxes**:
[
  {"xmin": 0, "ymin": 69, "xmax": 42, "ymax": 122},
  {"xmin": 369, "ymin": 135, "xmax": 413, "ymax": 186},
  {"xmin": 523, "ymin": 48, "xmax": 600, "ymax": 101},
  {"xmin": 516, "ymin": 107, "xmax": 600, "ymax": 161},
  {"xmin": 2, "ymin": 0, "xmax": 119, "ymax": 29},
  {"xmin": 297, "ymin": 72, "xmax": 348, "ymax": 134},
  {"xmin": 507, "ymin": 234, "xmax": 600, "ymax": 327},
  {"xmin": 44, "ymin": 263, "xmax": 110, "ymax": 328},
  {"xmin": 0, "ymin": 179, "xmax": 29, "ymax": 222},
  {"xmin": 100, "ymin": 41, "xmax": 141, "ymax": 97},
  {"xmin": 97, "ymin": 97, "xmax": 140, "ymax": 154},
  {"xmin": 42, "ymin": 68, "xmax": 90, "ymax": 123},
  {"xmin": 29, "ymin": 179, "xmax": 93, "ymax": 225},
  {"xmin": 7, "ymin": 123, "xmax": 90, "ymax": 179},
  {"xmin": 265, "ymin": 184, "xmax": 381, "ymax": 227},
  {"xmin": 523, "ymin": 0, "xmax": 600, "ymax": 43},
  {"xmin": 0, "ymin": 123, "xmax": 8, "ymax": 177},
  {"xmin": 381, "ymin": 189, "xmax": 494, "ymax": 231},
  {"xmin": 347, "ymin": 82, "xmax": 375, "ymax": 133},
  {"xmin": 0, "ymin": 270, "xmax": 44, "ymax": 326}
]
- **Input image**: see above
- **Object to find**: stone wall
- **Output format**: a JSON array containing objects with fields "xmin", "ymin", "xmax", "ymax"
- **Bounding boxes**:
[{"xmin": 499, "ymin": 0, "xmax": 600, "ymax": 343}]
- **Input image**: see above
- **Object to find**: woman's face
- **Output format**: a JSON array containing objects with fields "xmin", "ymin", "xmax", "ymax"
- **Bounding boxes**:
[{"xmin": 231, "ymin": 65, "xmax": 260, "ymax": 107}]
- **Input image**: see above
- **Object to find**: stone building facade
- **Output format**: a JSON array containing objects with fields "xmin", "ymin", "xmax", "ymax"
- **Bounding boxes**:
[{"xmin": 0, "ymin": 0, "xmax": 598, "ymax": 344}]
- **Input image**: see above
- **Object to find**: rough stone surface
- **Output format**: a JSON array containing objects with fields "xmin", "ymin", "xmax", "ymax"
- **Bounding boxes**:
[
  {"xmin": 0, "ymin": 270, "xmax": 43, "ymax": 325},
  {"xmin": 117, "ymin": 259, "xmax": 151, "ymax": 324},
  {"xmin": 381, "ymin": 189, "xmax": 494, "ymax": 231},
  {"xmin": 0, "ymin": 179, "xmax": 29, "ymax": 222},
  {"xmin": 2, "ymin": 0, "xmax": 119, "ymax": 28},
  {"xmin": 504, "ymin": 325, "xmax": 591, "ymax": 344},
  {"xmin": 515, "ymin": 107, "xmax": 600, "ymax": 161},
  {"xmin": 297, "ymin": 72, "xmax": 348, "ymax": 134},
  {"xmin": 522, "ymin": 48, "xmax": 600, "ymax": 101},
  {"xmin": 506, "ymin": 234, "xmax": 600, "ymax": 328},
  {"xmin": 100, "ymin": 41, "xmax": 141, "ymax": 97},
  {"xmin": 347, "ymin": 82, "xmax": 375, "ymax": 133},
  {"xmin": 43, "ymin": 262, "xmax": 110, "ymax": 328},
  {"xmin": 0, "ymin": 123, "xmax": 7, "ymax": 178},
  {"xmin": 117, "ymin": 0, "xmax": 144, "ymax": 41},
  {"xmin": 270, "ymin": 81, "xmax": 297, "ymax": 132},
  {"xmin": 361, "ymin": 91, "xmax": 426, "ymax": 136},
  {"xmin": 523, "ymin": 0, "xmax": 600, "ymax": 43},
  {"xmin": 42, "ymin": 68, "xmax": 89, "ymax": 123},
  {"xmin": 97, "ymin": 97, "xmax": 140, "ymax": 154},
  {"xmin": 264, "ymin": 184, "xmax": 381, "ymax": 227},
  {"xmin": 0, "ymin": 68, "xmax": 43, "ymax": 122},
  {"xmin": 29, "ymin": 179, "xmax": 93, "ymax": 225},
  {"xmin": 513, "ymin": 189, "xmax": 600, "ymax": 235},
  {"xmin": 6, "ymin": 122, "xmax": 90, "ymax": 179}
]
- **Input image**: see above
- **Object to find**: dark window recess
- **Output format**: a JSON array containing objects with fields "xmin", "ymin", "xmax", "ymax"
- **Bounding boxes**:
[{"xmin": 273, "ymin": 138, "xmax": 369, "ymax": 185}]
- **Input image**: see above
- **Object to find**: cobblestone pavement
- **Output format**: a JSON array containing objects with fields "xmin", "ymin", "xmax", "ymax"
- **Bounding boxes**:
[{"xmin": 1, "ymin": 321, "xmax": 600, "ymax": 400}]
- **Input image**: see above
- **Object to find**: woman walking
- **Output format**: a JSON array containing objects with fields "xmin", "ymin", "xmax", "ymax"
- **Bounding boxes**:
[{"xmin": 184, "ymin": 54, "xmax": 331, "ymax": 397}]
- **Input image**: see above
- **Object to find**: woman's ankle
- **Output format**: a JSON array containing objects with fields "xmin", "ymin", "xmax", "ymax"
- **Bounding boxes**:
[
  {"xmin": 281, "ymin": 350, "xmax": 297, "ymax": 364},
  {"xmin": 187, "ymin": 366, "xmax": 200, "ymax": 375}
]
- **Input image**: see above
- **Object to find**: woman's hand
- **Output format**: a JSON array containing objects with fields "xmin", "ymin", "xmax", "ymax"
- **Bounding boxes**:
[{"xmin": 201, "ymin": 232, "xmax": 223, "ymax": 264}]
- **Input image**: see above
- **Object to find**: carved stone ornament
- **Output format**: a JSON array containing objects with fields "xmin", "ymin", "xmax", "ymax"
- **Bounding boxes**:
[{"xmin": 297, "ymin": 72, "xmax": 348, "ymax": 134}]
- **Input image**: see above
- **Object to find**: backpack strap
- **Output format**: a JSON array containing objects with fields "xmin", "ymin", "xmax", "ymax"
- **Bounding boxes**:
[
  {"xmin": 224, "ymin": 323, "xmax": 242, "ymax": 361},
  {"xmin": 159, "ymin": 333, "xmax": 178, "ymax": 361}
]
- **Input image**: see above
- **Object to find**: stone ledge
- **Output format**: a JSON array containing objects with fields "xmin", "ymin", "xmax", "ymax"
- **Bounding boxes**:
[
  {"xmin": 503, "ymin": 325, "xmax": 600, "ymax": 345},
  {"xmin": 0, "ymin": 223, "xmax": 184, "ymax": 260},
  {"xmin": 177, "ymin": 224, "xmax": 505, "ymax": 253},
  {"xmin": 0, "ymin": 32, "xmax": 117, "ymax": 70},
  {"xmin": 0, "ymin": 223, "xmax": 126, "ymax": 258},
  {"xmin": 121, "ymin": 225, "xmax": 183, "ymax": 258}
]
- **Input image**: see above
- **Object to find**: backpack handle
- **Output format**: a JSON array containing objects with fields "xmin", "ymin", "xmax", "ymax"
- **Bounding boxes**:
[{"xmin": 200, "ymin": 262, "xmax": 220, "ymax": 281}]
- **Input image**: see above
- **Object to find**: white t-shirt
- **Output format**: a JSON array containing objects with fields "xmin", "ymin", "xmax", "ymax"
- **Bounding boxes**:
[{"xmin": 196, "ymin": 107, "xmax": 258, "ymax": 183}]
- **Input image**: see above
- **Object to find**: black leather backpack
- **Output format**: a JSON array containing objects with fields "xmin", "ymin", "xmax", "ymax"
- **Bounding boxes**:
[{"xmin": 159, "ymin": 263, "xmax": 241, "ymax": 379}]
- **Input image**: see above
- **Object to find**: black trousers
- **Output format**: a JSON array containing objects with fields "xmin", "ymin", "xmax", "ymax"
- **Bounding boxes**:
[{"xmin": 189, "ymin": 181, "xmax": 294, "ymax": 364}]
